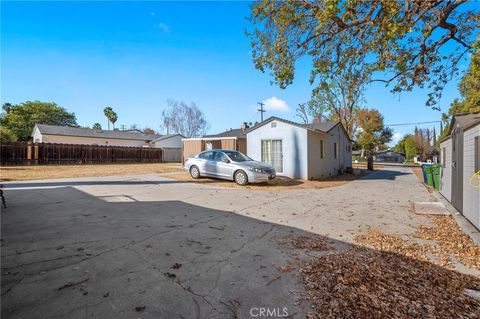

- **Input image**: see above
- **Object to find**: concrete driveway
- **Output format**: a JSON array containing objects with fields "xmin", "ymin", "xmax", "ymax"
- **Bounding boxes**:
[{"xmin": 1, "ymin": 166, "xmax": 435, "ymax": 318}]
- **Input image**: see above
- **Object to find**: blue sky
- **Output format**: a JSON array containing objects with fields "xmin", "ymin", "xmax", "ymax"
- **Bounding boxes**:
[{"xmin": 1, "ymin": 1, "xmax": 477, "ymax": 145}]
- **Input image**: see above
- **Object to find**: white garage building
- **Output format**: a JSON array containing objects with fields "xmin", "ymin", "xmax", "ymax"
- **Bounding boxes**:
[
  {"xmin": 246, "ymin": 117, "xmax": 352, "ymax": 180},
  {"xmin": 440, "ymin": 112, "xmax": 480, "ymax": 230}
]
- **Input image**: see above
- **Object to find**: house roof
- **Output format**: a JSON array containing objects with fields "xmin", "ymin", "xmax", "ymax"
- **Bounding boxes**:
[
  {"xmin": 203, "ymin": 128, "xmax": 246, "ymax": 139},
  {"xmin": 246, "ymin": 116, "xmax": 352, "ymax": 141},
  {"xmin": 149, "ymin": 134, "xmax": 185, "ymax": 143},
  {"xmin": 448, "ymin": 111, "xmax": 480, "ymax": 134},
  {"xmin": 440, "ymin": 111, "xmax": 480, "ymax": 142},
  {"xmin": 374, "ymin": 149, "xmax": 405, "ymax": 156},
  {"xmin": 34, "ymin": 124, "xmax": 160, "ymax": 141}
]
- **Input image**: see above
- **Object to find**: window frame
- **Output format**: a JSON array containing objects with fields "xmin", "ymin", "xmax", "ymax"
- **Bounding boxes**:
[
  {"xmin": 475, "ymin": 136, "xmax": 479, "ymax": 173},
  {"xmin": 442, "ymin": 147, "xmax": 446, "ymax": 168}
]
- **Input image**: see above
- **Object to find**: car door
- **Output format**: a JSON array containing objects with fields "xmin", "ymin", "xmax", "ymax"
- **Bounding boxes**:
[
  {"xmin": 198, "ymin": 151, "xmax": 214, "ymax": 175},
  {"xmin": 213, "ymin": 151, "xmax": 234, "ymax": 179}
]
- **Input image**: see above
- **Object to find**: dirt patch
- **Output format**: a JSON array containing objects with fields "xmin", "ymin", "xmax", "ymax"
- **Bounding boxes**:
[
  {"xmin": 352, "ymin": 163, "xmax": 384, "ymax": 170},
  {"xmin": 417, "ymin": 216, "xmax": 480, "ymax": 269},
  {"xmin": 161, "ymin": 170, "xmax": 369, "ymax": 190},
  {"xmin": 290, "ymin": 235, "xmax": 334, "ymax": 251},
  {"xmin": 354, "ymin": 216, "xmax": 480, "ymax": 271},
  {"xmin": 300, "ymin": 248, "xmax": 480, "ymax": 319},
  {"xmin": 0, "ymin": 163, "xmax": 182, "ymax": 182},
  {"xmin": 355, "ymin": 229, "xmax": 435, "ymax": 263},
  {"xmin": 410, "ymin": 166, "xmax": 434, "ymax": 193}
]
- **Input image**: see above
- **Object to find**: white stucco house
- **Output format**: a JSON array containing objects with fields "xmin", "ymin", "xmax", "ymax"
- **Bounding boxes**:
[
  {"xmin": 439, "ymin": 112, "xmax": 480, "ymax": 230},
  {"xmin": 246, "ymin": 117, "xmax": 352, "ymax": 180},
  {"xmin": 32, "ymin": 124, "xmax": 160, "ymax": 147},
  {"xmin": 148, "ymin": 134, "xmax": 184, "ymax": 148}
]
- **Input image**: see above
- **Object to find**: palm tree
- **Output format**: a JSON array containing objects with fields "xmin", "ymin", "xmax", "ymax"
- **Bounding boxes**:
[
  {"xmin": 103, "ymin": 107, "xmax": 113, "ymax": 130},
  {"xmin": 110, "ymin": 112, "xmax": 118, "ymax": 129}
]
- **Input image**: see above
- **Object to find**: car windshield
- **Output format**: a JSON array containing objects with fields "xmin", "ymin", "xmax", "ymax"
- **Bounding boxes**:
[{"xmin": 223, "ymin": 151, "xmax": 252, "ymax": 162}]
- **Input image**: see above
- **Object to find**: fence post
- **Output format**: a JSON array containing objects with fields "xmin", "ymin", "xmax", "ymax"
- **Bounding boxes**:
[
  {"xmin": 34, "ymin": 144, "xmax": 39, "ymax": 164},
  {"xmin": 27, "ymin": 143, "xmax": 32, "ymax": 163}
]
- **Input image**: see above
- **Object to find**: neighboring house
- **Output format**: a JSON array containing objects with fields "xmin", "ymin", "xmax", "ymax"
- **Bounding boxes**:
[
  {"xmin": 32, "ymin": 124, "xmax": 160, "ymax": 147},
  {"xmin": 182, "ymin": 123, "xmax": 248, "ymax": 162},
  {"xmin": 415, "ymin": 146, "xmax": 440, "ymax": 164},
  {"xmin": 246, "ymin": 117, "xmax": 352, "ymax": 180},
  {"xmin": 149, "ymin": 134, "xmax": 184, "ymax": 162},
  {"xmin": 440, "ymin": 112, "xmax": 480, "ymax": 230},
  {"xmin": 373, "ymin": 150, "xmax": 405, "ymax": 163},
  {"xmin": 149, "ymin": 134, "xmax": 184, "ymax": 148}
]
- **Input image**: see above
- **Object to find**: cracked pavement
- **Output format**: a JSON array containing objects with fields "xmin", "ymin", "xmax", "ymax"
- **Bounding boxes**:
[{"xmin": 1, "ymin": 166, "xmax": 436, "ymax": 318}]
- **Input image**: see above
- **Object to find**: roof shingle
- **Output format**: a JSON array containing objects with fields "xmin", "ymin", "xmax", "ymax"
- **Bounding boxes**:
[{"xmin": 34, "ymin": 124, "xmax": 160, "ymax": 141}]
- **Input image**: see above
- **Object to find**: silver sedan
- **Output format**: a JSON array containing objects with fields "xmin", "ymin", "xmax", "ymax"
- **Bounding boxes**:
[{"xmin": 183, "ymin": 150, "xmax": 276, "ymax": 185}]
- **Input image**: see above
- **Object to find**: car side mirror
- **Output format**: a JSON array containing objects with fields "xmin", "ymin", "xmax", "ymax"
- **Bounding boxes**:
[{"xmin": 223, "ymin": 159, "xmax": 230, "ymax": 163}]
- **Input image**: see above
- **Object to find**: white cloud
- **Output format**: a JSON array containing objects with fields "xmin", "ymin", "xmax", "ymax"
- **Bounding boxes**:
[
  {"xmin": 157, "ymin": 22, "xmax": 170, "ymax": 33},
  {"xmin": 262, "ymin": 96, "xmax": 289, "ymax": 112},
  {"xmin": 391, "ymin": 132, "xmax": 404, "ymax": 145}
]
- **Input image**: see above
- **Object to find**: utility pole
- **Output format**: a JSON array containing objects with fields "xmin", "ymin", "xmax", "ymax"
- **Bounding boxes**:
[
  {"xmin": 257, "ymin": 102, "xmax": 266, "ymax": 122},
  {"xmin": 120, "ymin": 124, "xmax": 126, "ymax": 131}
]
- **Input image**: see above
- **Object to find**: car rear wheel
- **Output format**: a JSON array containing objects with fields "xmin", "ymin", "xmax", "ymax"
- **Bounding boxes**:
[
  {"xmin": 190, "ymin": 166, "xmax": 200, "ymax": 179},
  {"xmin": 234, "ymin": 170, "xmax": 248, "ymax": 186}
]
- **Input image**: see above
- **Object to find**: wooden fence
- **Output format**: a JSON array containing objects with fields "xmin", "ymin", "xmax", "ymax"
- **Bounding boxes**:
[{"xmin": 0, "ymin": 142, "xmax": 163, "ymax": 165}]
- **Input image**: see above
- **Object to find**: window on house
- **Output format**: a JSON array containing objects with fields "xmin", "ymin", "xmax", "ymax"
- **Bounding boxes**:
[
  {"xmin": 271, "ymin": 122, "xmax": 276, "ymax": 128},
  {"xmin": 442, "ymin": 147, "xmax": 446, "ymax": 168},
  {"xmin": 261, "ymin": 140, "xmax": 283, "ymax": 172},
  {"xmin": 334, "ymin": 142, "xmax": 338, "ymax": 159},
  {"xmin": 320, "ymin": 140, "xmax": 324, "ymax": 159},
  {"xmin": 346, "ymin": 145, "xmax": 351, "ymax": 153},
  {"xmin": 475, "ymin": 136, "xmax": 479, "ymax": 172}
]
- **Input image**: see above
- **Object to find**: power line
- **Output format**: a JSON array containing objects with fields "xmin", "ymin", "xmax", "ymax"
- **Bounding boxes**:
[
  {"xmin": 385, "ymin": 120, "xmax": 441, "ymax": 127},
  {"xmin": 257, "ymin": 102, "xmax": 265, "ymax": 122}
]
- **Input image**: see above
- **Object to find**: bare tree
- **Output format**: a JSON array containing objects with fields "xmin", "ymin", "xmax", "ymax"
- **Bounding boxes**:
[
  {"xmin": 161, "ymin": 100, "xmax": 209, "ymax": 138},
  {"xmin": 295, "ymin": 68, "xmax": 364, "ymax": 138}
]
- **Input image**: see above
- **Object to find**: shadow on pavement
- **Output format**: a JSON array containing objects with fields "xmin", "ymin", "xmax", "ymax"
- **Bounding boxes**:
[
  {"xmin": 361, "ymin": 168, "xmax": 412, "ymax": 181},
  {"xmin": 1, "ymin": 186, "xmax": 478, "ymax": 318}
]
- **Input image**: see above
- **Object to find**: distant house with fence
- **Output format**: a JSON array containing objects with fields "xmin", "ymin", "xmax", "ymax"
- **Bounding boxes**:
[
  {"xmin": 30, "ymin": 124, "xmax": 184, "ymax": 162},
  {"xmin": 32, "ymin": 124, "xmax": 161, "ymax": 147}
]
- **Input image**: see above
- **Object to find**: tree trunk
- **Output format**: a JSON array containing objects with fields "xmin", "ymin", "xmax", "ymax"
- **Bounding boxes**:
[{"xmin": 367, "ymin": 155, "xmax": 374, "ymax": 171}]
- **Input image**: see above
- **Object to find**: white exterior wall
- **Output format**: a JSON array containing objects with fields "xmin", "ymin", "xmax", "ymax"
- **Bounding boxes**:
[
  {"xmin": 35, "ymin": 132, "xmax": 148, "ymax": 147},
  {"xmin": 439, "ymin": 138, "xmax": 452, "ymax": 202},
  {"xmin": 462, "ymin": 125, "xmax": 480, "ymax": 229},
  {"xmin": 247, "ymin": 120, "xmax": 309, "ymax": 179},
  {"xmin": 152, "ymin": 135, "xmax": 183, "ymax": 148},
  {"xmin": 307, "ymin": 126, "xmax": 352, "ymax": 179},
  {"xmin": 32, "ymin": 127, "xmax": 43, "ymax": 143}
]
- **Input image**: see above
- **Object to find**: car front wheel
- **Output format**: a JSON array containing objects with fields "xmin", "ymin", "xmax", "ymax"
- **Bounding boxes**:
[
  {"xmin": 234, "ymin": 170, "xmax": 248, "ymax": 186},
  {"xmin": 190, "ymin": 166, "xmax": 200, "ymax": 179}
]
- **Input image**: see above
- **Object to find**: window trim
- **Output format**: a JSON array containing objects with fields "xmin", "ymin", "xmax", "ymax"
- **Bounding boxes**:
[
  {"xmin": 320, "ymin": 140, "xmax": 324, "ymax": 159},
  {"xmin": 475, "ymin": 136, "xmax": 479, "ymax": 173},
  {"xmin": 334, "ymin": 142, "xmax": 338, "ymax": 159},
  {"xmin": 442, "ymin": 147, "xmax": 446, "ymax": 168}
]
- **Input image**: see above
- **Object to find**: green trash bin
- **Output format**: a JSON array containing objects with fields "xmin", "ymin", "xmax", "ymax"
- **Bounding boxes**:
[
  {"xmin": 422, "ymin": 165, "xmax": 434, "ymax": 187},
  {"xmin": 432, "ymin": 164, "xmax": 441, "ymax": 190}
]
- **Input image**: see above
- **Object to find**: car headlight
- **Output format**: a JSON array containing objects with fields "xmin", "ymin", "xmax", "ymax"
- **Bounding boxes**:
[{"xmin": 249, "ymin": 167, "xmax": 264, "ymax": 174}]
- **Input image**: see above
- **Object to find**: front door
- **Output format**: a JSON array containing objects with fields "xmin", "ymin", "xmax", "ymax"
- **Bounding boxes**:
[
  {"xmin": 451, "ymin": 124, "xmax": 463, "ymax": 213},
  {"xmin": 261, "ymin": 140, "xmax": 283, "ymax": 173}
]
